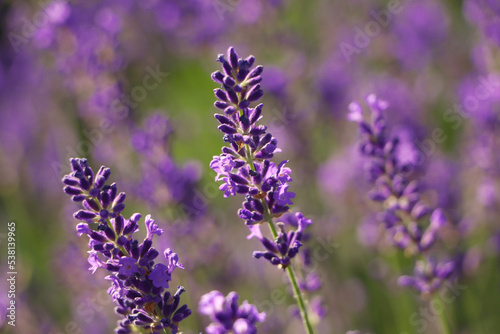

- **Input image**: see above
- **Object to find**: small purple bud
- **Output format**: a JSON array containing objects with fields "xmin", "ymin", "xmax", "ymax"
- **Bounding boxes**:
[
  {"xmin": 215, "ymin": 114, "xmax": 235, "ymax": 127},
  {"xmin": 224, "ymin": 106, "xmax": 237, "ymax": 115},
  {"xmin": 248, "ymin": 65, "xmax": 264, "ymax": 79},
  {"xmin": 215, "ymin": 101, "xmax": 229, "ymax": 110},
  {"xmin": 228, "ymin": 47, "xmax": 238, "ymax": 69},
  {"xmin": 227, "ymin": 89, "xmax": 239, "ymax": 104},
  {"xmin": 70, "ymin": 158, "xmax": 84, "ymax": 172},
  {"xmin": 74, "ymin": 210, "xmax": 97, "ymax": 220},
  {"xmin": 229, "ymin": 173, "xmax": 249, "ymax": 185},
  {"xmin": 89, "ymin": 231, "xmax": 108, "ymax": 242},
  {"xmin": 62, "ymin": 176, "xmax": 79, "ymax": 186},
  {"xmin": 214, "ymin": 88, "xmax": 228, "ymax": 102},
  {"xmin": 64, "ymin": 186, "xmax": 82, "ymax": 195},
  {"xmin": 211, "ymin": 71, "xmax": 225, "ymax": 84},
  {"xmin": 72, "ymin": 194, "xmax": 86, "ymax": 202},
  {"xmin": 223, "ymin": 76, "xmax": 235, "ymax": 87},
  {"xmin": 218, "ymin": 124, "xmax": 237, "ymax": 134}
]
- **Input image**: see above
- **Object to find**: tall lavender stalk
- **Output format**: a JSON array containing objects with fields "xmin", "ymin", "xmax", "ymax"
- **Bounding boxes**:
[
  {"xmin": 62, "ymin": 158, "xmax": 191, "ymax": 334},
  {"xmin": 348, "ymin": 95, "xmax": 455, "ymax": 333},
  {"xmin": 209, "ymin": 47, "xmax": 316, "ymax": 334}
]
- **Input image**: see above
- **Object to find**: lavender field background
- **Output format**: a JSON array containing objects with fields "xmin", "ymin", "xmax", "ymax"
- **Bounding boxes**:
[{"xmin": 1, "ymin": 0, "xmax": 500, "ymax": 333}]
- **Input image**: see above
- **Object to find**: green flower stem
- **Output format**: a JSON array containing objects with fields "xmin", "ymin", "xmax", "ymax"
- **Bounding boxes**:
[
  {"xmin": 433, "ymin": 295, "xmax": 451, "ymax": 334},
  {"xmin": 263, "ymin": 207, "xmax": 316, "ymax": 334}
]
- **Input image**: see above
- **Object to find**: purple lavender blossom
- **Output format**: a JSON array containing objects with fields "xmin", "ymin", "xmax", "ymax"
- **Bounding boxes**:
[
  {"xmin": 62, "ymin": 158, "xmax": 191, "ymax": 333},
  {"xmin": 348, "ymin": 94, "xmax": 455, "ymax": 296},
  {"xmin": 209, "ymin": 47, "xmax": 317, "ymax": 334},
  {"xmin": 199, "ymin": 291, "xmax": 266, "ymax": 334},
  {"xmin": 209, "ymin": 47, "xmax": 313, "ymax": 268}
]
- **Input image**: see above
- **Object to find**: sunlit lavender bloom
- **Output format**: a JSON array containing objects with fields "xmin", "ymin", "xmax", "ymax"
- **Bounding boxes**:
[
  {"xmin": 348, "ymin": 94, "xmax": 455, "ymax": 295},
  {"xmin": 209, "ymin": 48, "xmax": 318, "ymax": 333},
  {"xmin": 199, "ymin": 291, "xmax": 266, "ymax": 334},
  {"xmin": 209, "ymin": 47, "xmax": 314, "ymax": 268},
  {"xmin": 62, "ymin": 158, "xmax": 191, "ymax": 333}
]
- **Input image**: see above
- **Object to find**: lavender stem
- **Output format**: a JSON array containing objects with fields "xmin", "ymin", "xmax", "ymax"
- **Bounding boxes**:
[
  {"xmin": 434, "ymin": 295, "xmax": 451, "ymax": 334},
  {"xmin": 263, "ymin": 208, "xmax": 316, "ymax": 334},
  {"xmin": 210, "ymin": 47, "xmax": 318, "ymax": 334}
]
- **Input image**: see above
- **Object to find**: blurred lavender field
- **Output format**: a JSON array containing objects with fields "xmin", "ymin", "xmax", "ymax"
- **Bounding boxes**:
[{"xmin": 1, "ymin": 0, "xmax": 500, "ymax": 333}]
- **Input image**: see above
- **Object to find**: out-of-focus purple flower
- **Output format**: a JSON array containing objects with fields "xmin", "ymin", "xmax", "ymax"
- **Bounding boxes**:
[
  {"xmin": 318, "ymin": 145, "xmax": 364, "ymax": 195},
  {"xmin": 391, "ymin": 1, "xmax": 449, "ymax": 69},
  {"xmin": 457, "ymin": 74, "xmax": 500, "ymax": 127},
  {"xmin": 464, "ymin": 0, "xmax": 500, "ymax": 46},
  {"xmin": 131, "ymin": 113, "xmax": 206, "ymax": 221},
  {"xmin": 199, "ymin": 291, "xmax": 266, "ymax": 334},
  {"xmin": 398, "ymin": 258, "xmax": 455, "ymax": 295},
  {"xmin": 316, "ymin": 58, "xmax": 352, "ymax": 117},
  {"xmin": 348, "ymin": 94, "xmax": 456, "ymax": 295},
  {"xmin": 262, "ymin": 66, "xmax": 288, "ymax": 98}
]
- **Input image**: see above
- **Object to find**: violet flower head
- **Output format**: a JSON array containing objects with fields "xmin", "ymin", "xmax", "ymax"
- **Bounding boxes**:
[
  {"xmin": 209, "ymin": 47, "xmax": 313, "ymax": 268},
  {"xmin": 199, "ymin": 290, "xmax": 266, "ymax": 334},
  {"xmin": 348, "ymin": 95, "xmax": 456, "ymax": 296},
  {"xmin": 132, "ymin": 113, "xmax": 205, "ymax": 220},
  {"xmin": 398, "ymin": 258, "xmax": 455, "ymax": 295},
  {"xmin": 62, "ymin": 158, "xmax": 191, "ymax": 334}
]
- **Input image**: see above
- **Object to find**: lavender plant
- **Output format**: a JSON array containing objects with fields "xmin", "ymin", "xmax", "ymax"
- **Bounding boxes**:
[
  {"xmin": 348, "ymin": 95, "xmax": 456, "ymax": 333},
  {"xmin": 62, "ymin": 158, "xmax": 191, "ymax": 334},
  {"xmin": 209, "ymin": 47, "xmax": 317, "ymax": 334},
  {"xmin": 199, "ymin": 290, "xmax": 266, "ymax": 334}
]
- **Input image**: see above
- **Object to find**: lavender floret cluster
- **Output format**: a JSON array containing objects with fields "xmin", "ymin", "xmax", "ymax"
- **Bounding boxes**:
[
  {"xmin": 199, "ymin": 291, "xmax": 266, "ymax": 334},
  {"xmin": 209, "ymin": 47, "xmax": 311, "ymax": 268},
  {"xmin": 248, "ymin": 213, "xmax": 312, "ymax": 268},
  {"xmin": 348, "ymin": 95, "xmax": 455, "ymax": 296},
  {"xmin": 62, "ymin": 158, "xmax": 191, "ymax": 334}
]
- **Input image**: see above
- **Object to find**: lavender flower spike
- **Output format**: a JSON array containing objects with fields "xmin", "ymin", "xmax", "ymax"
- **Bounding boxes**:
[
  {"xmin": 62, "ymin": 158, "xmax": 191, "ymax": 334},
  {"xmin": 348, "ymin": 95, "xmax": 455, "ymax": 297},
  {"xmin": 199, "ymin": 291, "xmax": 266, "ymax": 334},
  {"xmin": 210, "ymin": 47, "xmax": 316, "ymax": 334}
]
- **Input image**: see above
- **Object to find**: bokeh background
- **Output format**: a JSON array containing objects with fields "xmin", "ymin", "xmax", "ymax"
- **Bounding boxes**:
[{"xmin": 1, "ymin": 0, "xmax": 500, "ymax": 333}]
